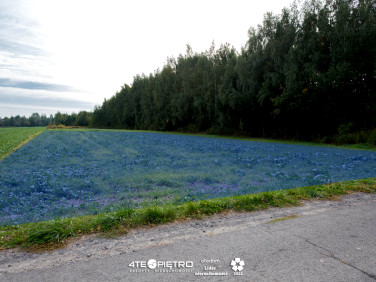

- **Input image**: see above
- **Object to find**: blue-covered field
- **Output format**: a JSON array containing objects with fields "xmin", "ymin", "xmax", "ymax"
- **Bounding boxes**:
[{"xmin": 1, "ymin": 130, "xmax": 376, "ymax": 226}]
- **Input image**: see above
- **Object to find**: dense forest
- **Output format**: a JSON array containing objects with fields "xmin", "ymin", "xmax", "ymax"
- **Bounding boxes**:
[
  {"xmin": 0, "ymin": 111, "xmax": 92, "ymax": 127},
  {"xmin": 91, "ymin": 0, "xmax": 376, "ymax": 141}
]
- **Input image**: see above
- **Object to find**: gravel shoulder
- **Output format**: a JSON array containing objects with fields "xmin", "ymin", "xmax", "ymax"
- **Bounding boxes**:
[{"xmin": 1, "ymin": 192, "xmax": 376, "ymax": 281}]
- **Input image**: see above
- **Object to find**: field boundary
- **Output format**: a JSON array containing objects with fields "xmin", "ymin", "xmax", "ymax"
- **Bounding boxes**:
[
  {"xmin": 0, "ymin": 130, "xmax": 44, "ymax": 161},
  {"xmin": 48, "ymin": 127, "xmax": 376, "ymax": 151}
]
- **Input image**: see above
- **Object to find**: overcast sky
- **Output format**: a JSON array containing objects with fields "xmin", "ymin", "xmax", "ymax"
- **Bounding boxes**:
[{"xmin": 0, "ymin": 0, "xmax": 294, "ymax": 117}]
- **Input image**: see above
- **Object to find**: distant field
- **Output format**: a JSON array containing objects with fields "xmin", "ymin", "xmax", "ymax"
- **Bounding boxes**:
[
  {"xmin": 0, "ymin": 127, "xmax": 46, "ymax": 159},
  {"xmin": 1, "ymin": 130, "xmax": 376, "ymax": 226}
]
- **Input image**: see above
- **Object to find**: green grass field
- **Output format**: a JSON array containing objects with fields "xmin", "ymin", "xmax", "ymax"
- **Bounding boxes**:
[{"xmin": 0, "ymin": 127, "xmax": 46, "ymax": 160}]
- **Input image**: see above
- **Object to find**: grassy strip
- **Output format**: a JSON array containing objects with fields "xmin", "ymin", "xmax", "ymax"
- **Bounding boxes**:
[
  {"xmin": 1, "ymin": 178, "xmax": 375, "ymax": 251},
  {"xmin": 0, "ymin": 130, "xmax": 45, "ymax": 160}
]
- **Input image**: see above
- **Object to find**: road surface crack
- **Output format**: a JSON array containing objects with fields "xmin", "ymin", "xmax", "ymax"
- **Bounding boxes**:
[{"xmin": 295, "ymin": 235, "xmax": 376, "ymax": 280}]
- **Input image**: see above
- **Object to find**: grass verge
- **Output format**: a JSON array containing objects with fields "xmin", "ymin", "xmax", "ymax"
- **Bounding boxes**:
[{"xmin": 1, "ymin": 178, "xmax": 375, "ymax": 251}]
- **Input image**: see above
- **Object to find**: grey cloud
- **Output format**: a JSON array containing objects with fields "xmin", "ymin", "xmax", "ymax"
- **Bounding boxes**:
[
  {"xmin": 0, "ymin": 3, "xmax": 44, "ymax": 57},
  {"xmin": 0, "ymin": 92, "xmax": 94, "ymax": 110},
  {"xmin": 0, "ymin": 2, "xmax": 94, "ymax": 118},
  {"xmin": 0, "ymin": 40, "xmax": 46, "ymax": 57},
  {"xmin": 0, "ymin": 1, "xmax": 49, "ymax": 85},
  {"xmin": 0, "ymin": 78, "xmax": 73, "ymax": 92}
]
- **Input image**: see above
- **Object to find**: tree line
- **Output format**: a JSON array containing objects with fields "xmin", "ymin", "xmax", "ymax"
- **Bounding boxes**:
[
  {"xmin": 91, "ymin": 0, "xmax": 376, "ymax": 141},
  {"xmin": 0, "ymin": 111, "xmax": 92, "ymax": 127}
]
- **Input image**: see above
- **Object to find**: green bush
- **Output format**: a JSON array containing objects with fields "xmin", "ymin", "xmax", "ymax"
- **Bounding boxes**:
[{"xmin": 332, "ymin": 128, "xmax": 376, "ymax": 146}]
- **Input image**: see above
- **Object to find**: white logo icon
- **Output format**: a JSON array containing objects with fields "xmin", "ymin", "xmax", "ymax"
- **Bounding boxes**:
[
  {"xmin": 231, "ymin": 258, "xmax": 244, "ymax": 272},
  {"xmin": 147, "ymin": 259, "xmax": 157, "ymax": 269}
]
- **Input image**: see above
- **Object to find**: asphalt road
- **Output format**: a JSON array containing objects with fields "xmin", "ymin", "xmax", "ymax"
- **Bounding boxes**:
[{"xmin": 1, "ymin": 193, "xmax": 376, "ymax": 281}]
